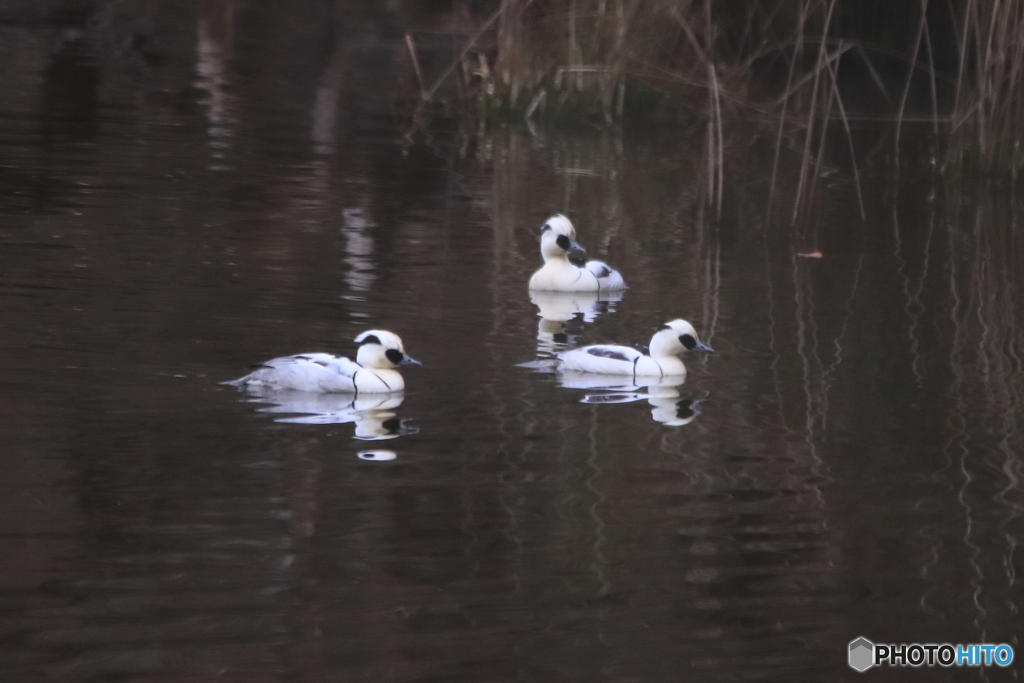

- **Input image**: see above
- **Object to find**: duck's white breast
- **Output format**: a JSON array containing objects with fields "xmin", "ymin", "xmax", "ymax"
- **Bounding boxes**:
[
  {"xmin": 529, "ymin": 263, "xmax": 588, "ymax": 291},
  {"xmin": 530, "ymin": 263, "xmax": 625, "ymax": 292},
  {"xmin": 351, "ymin": 367, "xmax": 405, "ymax": 393}
]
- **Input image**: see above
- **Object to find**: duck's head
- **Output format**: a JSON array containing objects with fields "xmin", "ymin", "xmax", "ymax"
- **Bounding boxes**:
[
  {"xmin": 650, "ymin": 319, "xmax": 715, "ymax": 357},
  {"xmin": 354, "ymin": 330, "xmax": 422, "ymax": 369},
  {"xmin": 539, "ymin": 214, "xmax": 587, "ymax": 261}
]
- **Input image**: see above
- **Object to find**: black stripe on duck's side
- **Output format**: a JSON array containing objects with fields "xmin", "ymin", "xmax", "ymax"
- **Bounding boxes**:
[
  {"xmin": 586, "ymin": 347, "xmax": 633, "ymax": 362},
  {"xmin": 350, "ymin": 368, "xmax": 391, "ymax": 395}
]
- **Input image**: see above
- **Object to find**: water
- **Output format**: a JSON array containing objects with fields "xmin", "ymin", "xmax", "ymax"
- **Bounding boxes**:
[{"xmin": 1, "ymin": 4, "xmax": 1023, "ymax": 681}]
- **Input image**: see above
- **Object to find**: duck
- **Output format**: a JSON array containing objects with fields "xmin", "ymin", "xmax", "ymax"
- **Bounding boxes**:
[
  {"xmin": 528, "ymin": 214, "xmax": 626, "ymax": 292},
  {"xmin": 553, "ymin": 319, "xmax": 713, "ymax": 379},
  {"xmin": 224, "ymin": 330, "xmax": 420, "ymax": 394}
]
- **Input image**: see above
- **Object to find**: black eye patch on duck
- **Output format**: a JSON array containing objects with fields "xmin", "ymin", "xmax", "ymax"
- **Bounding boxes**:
[
  {"xmin": 679, "ymin": 334, "xmax": 698, "ymax": 350},
  {"xmin": 385, "ymin": 348, "xmax": 405, "ymax": 364},
  {"xmin": 555, "ymin": 234, "xmax": 572, "ymax": 250},
  {"xmin": 359, "ymin": 334, "xmax": 382, "ymax": 346}
]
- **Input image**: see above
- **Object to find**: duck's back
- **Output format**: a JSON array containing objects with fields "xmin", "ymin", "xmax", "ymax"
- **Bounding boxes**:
[
  {"xmin": 557, "ymin": 344, "xmax": 644, "ymax": 374},
  {"xmin": 581, "ymin": 260, "xmax": 625, "ymax": 291},
  {"xmin": 229, "ymin": 353, "xmax": 360, "ymax": 392}
]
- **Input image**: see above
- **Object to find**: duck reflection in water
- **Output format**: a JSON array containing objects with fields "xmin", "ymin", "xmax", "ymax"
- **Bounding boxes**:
[
  {"xmin": 560, "ymin": 372, "xmax": 705, "ymax": 426},
  {"xmin": 244, "ymin": 390, "xmax": 418, "ymax": 439},
  {"xmin": 530, "ymin": 290, "xmax": 623, "ymax": 356}
]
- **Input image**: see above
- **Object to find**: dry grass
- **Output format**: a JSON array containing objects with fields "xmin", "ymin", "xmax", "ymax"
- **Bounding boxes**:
[
  {"xmin": 946, "ymin": 0, "xmax": 1024, "ymax": 178},
  {"xmin": 441, "ymin": 0, "xmax": 867, "ymax": 221},
  {"xmin": 407, "ymin": 0, "xmax": 1024, "ymax": 217}
]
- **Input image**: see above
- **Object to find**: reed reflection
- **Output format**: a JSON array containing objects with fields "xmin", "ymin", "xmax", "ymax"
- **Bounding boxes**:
[
  {"xmin": 241, "ymin": 390, "xmax": 417, "ymax": 439},
  {"xmin": 195, "ymin": 0, "xmax": 237, "ymax": 167}
]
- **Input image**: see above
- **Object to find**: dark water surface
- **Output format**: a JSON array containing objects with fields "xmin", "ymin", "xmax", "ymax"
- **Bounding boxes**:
[{"xmin": 2, "ymin": 4, "xmax": 1024, "ymax": 682}]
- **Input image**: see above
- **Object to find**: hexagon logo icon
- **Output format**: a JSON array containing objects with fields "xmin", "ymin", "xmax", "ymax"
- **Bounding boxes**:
[{"xmin": 849, "ymin": 637, "xmax": 875, "ymax": 672}]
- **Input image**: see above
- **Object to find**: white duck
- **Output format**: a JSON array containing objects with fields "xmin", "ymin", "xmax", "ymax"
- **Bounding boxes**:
[
  {"xmin": 554, "ymin": 319, "xmax": 713, "ymax": 379},
  {"xmin": 528, "ymin": 214, "xmax": 626, "ymax": 292},
  {"xmin": 224, "ymin": 330, "xmax": 420, "ymax": 394}
]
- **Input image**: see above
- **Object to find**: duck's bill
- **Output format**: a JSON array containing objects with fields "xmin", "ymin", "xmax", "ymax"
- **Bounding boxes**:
[
  {"xmin": 399, "ymin": 355, "xmax": 423, "ymax": 366},
  {"xmin": 693, "ymin": 342, "xmax": 715, "ymax": 353},
  {"xmin": 568, "ymin": 240, "xmax": 587, "ymax": 254}
]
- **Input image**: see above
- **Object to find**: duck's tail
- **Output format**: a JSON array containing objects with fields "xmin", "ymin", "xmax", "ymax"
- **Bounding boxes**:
[
  {"xmin": 516, "ymin": 358, "xmax": 562, "ymax": 372},
  {"xmin": 222, "ymin": 363, "xmax": 271, "ymax": 387}
]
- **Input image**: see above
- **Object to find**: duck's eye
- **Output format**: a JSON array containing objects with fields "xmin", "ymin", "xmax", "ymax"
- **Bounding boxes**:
[
  {"xmin": 555, "ymin": 234, "xmax": 571, "ymax": 250},
  {"xmin": 359, "ymin": 334, "xmax": 382, "ymax": 346},
  {"xmin": 541, "ymin": 223, "xmax": 552, "ymax": 232},
  {"xmin": 679, "ymin": 334, "xmax": 698, "ymax": 350},
  {"xmin": 385, "ymin": 348, "xmax": 404, "ymax": 364}
]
